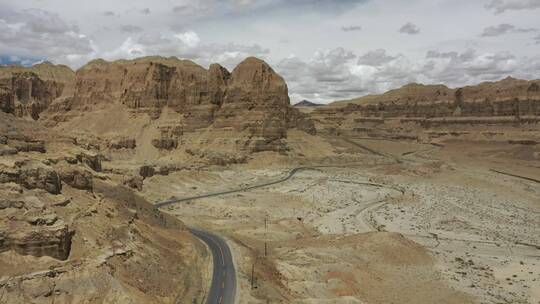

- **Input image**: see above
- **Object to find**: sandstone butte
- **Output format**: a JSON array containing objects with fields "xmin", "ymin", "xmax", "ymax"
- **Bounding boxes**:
[{"xmin": 0, "ymin": 56, "xmax": 315, "ymax": 154}]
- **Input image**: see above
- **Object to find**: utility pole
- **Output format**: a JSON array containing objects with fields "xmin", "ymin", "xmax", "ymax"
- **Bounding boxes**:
[
  {"xmin": 264, "ymin": 215, "xmax": 268, "ymax": 257},
  {"xmin": 251, "ymin": 263, "xmax": 255, "ymax": 289}
]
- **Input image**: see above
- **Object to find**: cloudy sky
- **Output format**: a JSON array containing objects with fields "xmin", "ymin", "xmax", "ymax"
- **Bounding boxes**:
[{"xmin": 1, "ymin": 0, "xmax": 539, "ymax": 103}]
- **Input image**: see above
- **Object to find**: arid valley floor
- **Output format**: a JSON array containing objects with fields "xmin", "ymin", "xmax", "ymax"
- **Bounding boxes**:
[{"xmin": 143, "ymin": 136, "xmax": 540, "ymax": 303}]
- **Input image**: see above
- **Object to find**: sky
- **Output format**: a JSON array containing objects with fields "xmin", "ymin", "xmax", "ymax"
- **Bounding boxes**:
[{"xmin": 1, "ymin": 0, "xmax": 540, "ymax": 103}]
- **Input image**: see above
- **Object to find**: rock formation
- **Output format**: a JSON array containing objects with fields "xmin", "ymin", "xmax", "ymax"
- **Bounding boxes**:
[
  {"xmin": 0, "ymin": 62, "xmax": 74, "ymax": 120},
  {"xmin": 326, "ymin": 78, "xmax": 540, "ymax": 119},
  {"xmin": 294, "ymin": 100, "xmax": 322, "ymax": 107},
  {"xmin": 310, "ymin": 77, "xmax": 540, "ymax": 141},
  {"xmin": 1, "ymin": 56, "xmax": 315, "ymax": 154},
  {"xmin": 0, "ymin": 112, "xmax": 208, "ymax": 303}
]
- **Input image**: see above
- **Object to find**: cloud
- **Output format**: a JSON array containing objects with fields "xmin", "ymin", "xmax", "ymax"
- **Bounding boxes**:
[
  {"xmin": 105, "ymin": 30, "xmax": 269, "ymax": 69},
  {"xmin": 0, "ymin": 8, "xmax": 95, "ymax": 67},
  {"xmin": 485, "ymin": 0, "xmax": 540, "ymax": 14},
  {"xmin": 535, "ymin": 34, "xmax": 540, "ymax": 44},
  {"xmin": 399, "ymin": 22, "xmax": 420, "ymax": 35},
  {"xmin": 341, "ymin": 25, "xmax": 362, "ymax": 32},
  {"xmin": 172, "ymin": 0, "xmax": 217, "ymax": 16},
  {"xmin": 357, "ymin": 49, "xmax": 397, "ymax": 66},
  {"xmin": 103, "ymin": 11, "xmax": 116, "ymax": 17},
  {"xmin": 422, "ymin": 49, "xmax": 519, "ymax": 84},
  {"xmin": 481, "ymin": 23, "xmax": 537, "ymax": 36},
  {"xmin": 276, "ymin": 46, "xmax": 540, "ymax": 103},
  {"xmin": 140, "ymin": 8, "xmax": 151, "ymax": 15},
  {"xmin": 277, "ymin": 47, "xmax": 371, "ymax": 103},
  {"xmin": 174, "ymin": 31, "xmax": 201, "ymax": 48},
  {"xmin": 171, "ymin": 0, "xmax": 369, "ymax": 18},
  {"xmin": 120, "ymin": 25, "xmax": 143, "ymax": 33}
]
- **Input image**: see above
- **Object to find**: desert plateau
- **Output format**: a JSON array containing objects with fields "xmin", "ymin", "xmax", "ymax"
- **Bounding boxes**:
[{"xmin": 1, "ymin": 1, "xmax": 539, "ymax": 303}]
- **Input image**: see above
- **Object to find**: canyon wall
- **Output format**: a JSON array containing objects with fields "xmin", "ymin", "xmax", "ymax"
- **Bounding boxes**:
[
  {"xmin": 324, "ymin": 78, "xmax": 540, "ymax": 118},
  {"xmin": 0, "ymin": 63, "xmax": 74, "ymax": 120},
  {"xmin": 1, "ymin": 57, "xmax": 314, "ymax": 154},
  {"xmin": 310, "ymin": 78, "xmax": 540, "ymax": 141}
]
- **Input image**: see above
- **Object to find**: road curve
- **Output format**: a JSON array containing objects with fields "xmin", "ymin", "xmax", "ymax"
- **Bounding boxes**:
[
  {"xmin": 155, "ymin": 162, "xmax": 399, "ymax": 304},
  {"xmin": 155, "ymin": 167, "xmax": 312, "ymax": 207},
  {"xmin": 190, "ymin": 229, "xmax": 236, "ymax": 304},
  {"xmin": 155, "ymin": 165, "xmax": 392, "ymax": 208}
]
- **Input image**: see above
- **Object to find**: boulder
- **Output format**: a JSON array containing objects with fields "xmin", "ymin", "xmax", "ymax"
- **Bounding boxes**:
[
  {"xmin": 123, "ymin": 175, "xmax": 143, "ymax": 191},
  {"xmin": 109, "ymin": 138, "xmax": 136, "ymax": 149},
  {"xmin": 76, "ymin": 152, "xmax": 102, "ymax": 172},
  {"xmin": 151, "ymin": 138, "xmax": 178, "ymax": 150},
  {"xmin": 18, "ymin": 167, "xmax": 62, "ymax": 195},
  {"xmin": 139, "ymin": 165, "xmax": 155, "ymax": 178},
  {"xmin": 58, "ymin": 167, "xmax": 93, "ymax": 191},
  {"xmin": 0, "ymin": 145, "xmax": 18, "ymax": 156},
  {"xmin": 0, "ymin": 218, "xmax": 73, "ymax": 260},
  {"xmin": 0, "ymin": 194, "xmax": 73, "ymax": 260},
  {"xmin": 7, "ymin": 140, "xmax": 46, "ymax": 153}
]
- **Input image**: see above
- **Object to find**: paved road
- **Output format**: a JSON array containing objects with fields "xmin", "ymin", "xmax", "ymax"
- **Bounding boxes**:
[
  {"xmin": 155, "ymin": 165, "xmax": 379, "ymax": 207},
  {"xmin": 155, "ymin": 167, "xmax": 307, "ymax": 207},
  {"xmin": 190, "ymin": 229, "xmax": 236, "ymax": 304},
  {"xmin": 155, "ymin": 161, "xmax": 399, "ymax": 304}
]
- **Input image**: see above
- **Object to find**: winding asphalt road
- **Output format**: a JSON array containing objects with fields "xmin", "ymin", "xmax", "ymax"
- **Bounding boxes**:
[
  {"xmin": 155, "ymin": 167, "xmax": 325, "ymax": 304},
  {"xmin": 155, "ymin": 164, "xmax": 390, "ymax": 208},
  {"xmin": 189, "ymin": 229, "xmax": 236, "ymax": 304},
  {"xmin": 156, "ymin": 141, "xmax": 539, "ymax": 303},
  {"xmin": 155, "ymin": 139, "xmax": 402, "ymax": 304}
]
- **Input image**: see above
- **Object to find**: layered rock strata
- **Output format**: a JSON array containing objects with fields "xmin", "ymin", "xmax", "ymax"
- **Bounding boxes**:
[{"xmin": 1, "ymin": 56, "xmax": 314, "ymax": 153}]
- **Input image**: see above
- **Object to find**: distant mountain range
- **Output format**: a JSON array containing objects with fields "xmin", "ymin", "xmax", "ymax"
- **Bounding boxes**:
[{"xmin": 294, "ymin": 100, "xmax": 322, "ymax": 107}]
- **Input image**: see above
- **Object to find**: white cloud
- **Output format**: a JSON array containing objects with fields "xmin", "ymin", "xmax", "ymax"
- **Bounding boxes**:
[
  {"xmin": 357, "ymin": 49, "xmax": 396, "ymax": 66},
  {"xmin": 174, "ymin": 31, "xmax": 201, "ymax": 48},
  {"xmin": 277, "ymin": 47, "xmax": 540, "ymax": 103},
  {"xmin": 481, "ymin": 23, "xmax": 536, "ymax": 36},
  {"xmin": 485, "ymin": 0, "xmax": 540, "ymax": 14},
  {"xmin": 104, "ymin": 31, "xmax": 269, "ymax": 69},
  {"xmin": 0, "ymin": 8, "xmax": 95, "ymax": 66}
]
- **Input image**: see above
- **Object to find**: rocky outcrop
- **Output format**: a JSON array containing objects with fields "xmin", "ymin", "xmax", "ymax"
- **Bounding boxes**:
[
  {"xmin": 325, "ymin": 78, "xmax": 540, "ymax": 119},
  {"xmin": 0, "ymin": 63, "xmax": 74, "ymax": 120},
  {"xmin": 57, "ymin": 167, "xmax": 93, "ymax": 191},
  {"xmin": 76, "ymin": 152, "xmax": 102, "ymax": 172},
  {"xmin": 7, "ymin": 139, "xmax": 46, "ymax": 153},
  {"xmin": 123, "ymin": 175, "xmax": 143, "ymax": 191},
  {"xmin": 108, "ymin": 137, "xmax": 136, "ymax": 149},
  {"xmin": 0, "ymin": 167, "xmax": 62, "ymax": 195},
  {"xmin": 0, "ymin": 196, "xmax": 73, "ymax": 260},
  {"xmin": 3, "ymin": 57, "xmax": 316, "ymax": 153},
  {"xmin": 151, "ymin": 138, "xmax": 178, "ymax": 150},
  {"xmin": 0, "ymin": 218, "xmax": 73, "ymax": 260},
  {"xmin": 139, "ymin": 165, "xmax": 155, "ymax": 179},
  {"xmin": 308, "ymin": 78, "xmax": 540, "ymax": 142},
  {"xmin": 45, "ymin": 56, "xmax": 314, "ymax": 152}
]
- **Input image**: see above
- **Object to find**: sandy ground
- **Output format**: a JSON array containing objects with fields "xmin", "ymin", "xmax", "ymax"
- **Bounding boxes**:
[{"xmin": 138, "ymin": 135, "xmax": 540, "ymax": 303}]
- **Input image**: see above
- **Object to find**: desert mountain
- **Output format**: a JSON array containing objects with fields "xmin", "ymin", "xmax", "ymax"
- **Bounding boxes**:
[
  {"xmin": 294, "ymin": 100, "xmax": 322, "ymax": 107},
  {"xmin": 305, "ymin": 77, "xmax": 540, "ymax": 142},
  {"xmin": 1, "ymin": 57, "xmax": 315, "ymax": 163},
  {"xmin": 328, "ymin": 77, "xmax": 540, "ymax": 117}
]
